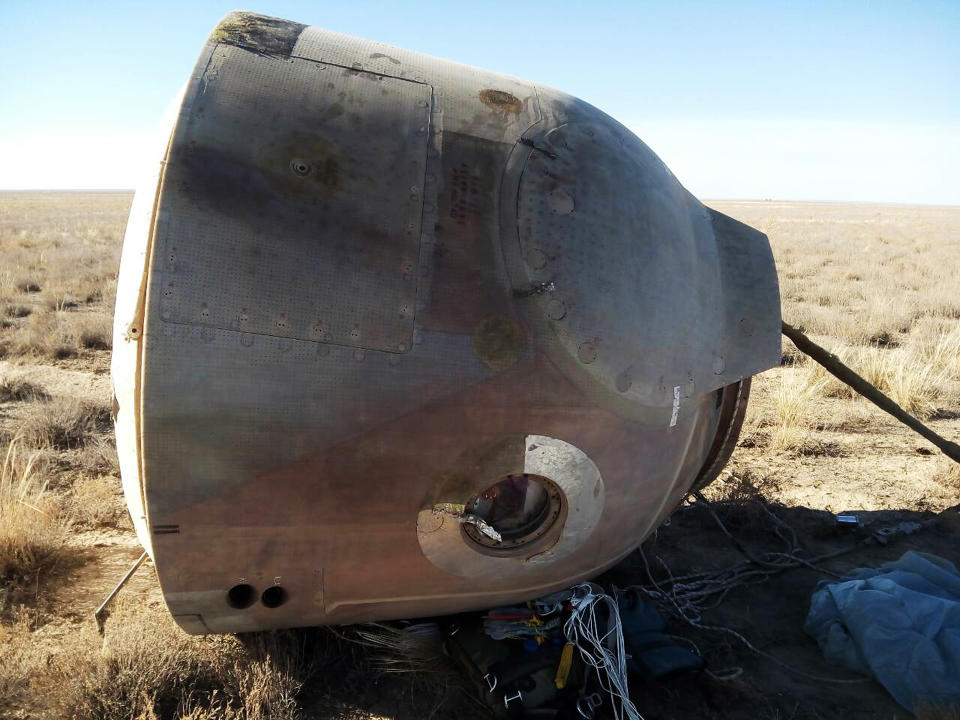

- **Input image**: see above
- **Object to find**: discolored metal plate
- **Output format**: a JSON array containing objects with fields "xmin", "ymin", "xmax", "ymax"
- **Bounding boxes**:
[
  {"xmin": 155, "ymin": 45, "xmax": 431, "ymax": 352},
  {"xmin": 290, "ymin": 26, "xmax": 541, "ymax": 144}
]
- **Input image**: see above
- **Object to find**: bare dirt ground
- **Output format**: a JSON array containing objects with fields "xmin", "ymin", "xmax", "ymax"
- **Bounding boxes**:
[{"xmin": 1, "ymin": 192, "xmax": 958, "ymax": 719}]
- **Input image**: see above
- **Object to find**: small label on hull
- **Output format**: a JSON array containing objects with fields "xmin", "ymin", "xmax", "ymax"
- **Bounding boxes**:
[{"xmin": 670, "ymin": 385, "xmax": 681, "ymax": 427}]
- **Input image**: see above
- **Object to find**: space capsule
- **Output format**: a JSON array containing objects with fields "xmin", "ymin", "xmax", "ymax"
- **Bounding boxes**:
[{"xmin": 111, "ymin": 11, "xmax": 780, "ymax": 634}]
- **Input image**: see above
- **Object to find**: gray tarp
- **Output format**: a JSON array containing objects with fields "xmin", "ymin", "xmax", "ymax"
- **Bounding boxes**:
[{"xmin": 804, "ymin": 551, "xmax": 960, "ymax": 711}]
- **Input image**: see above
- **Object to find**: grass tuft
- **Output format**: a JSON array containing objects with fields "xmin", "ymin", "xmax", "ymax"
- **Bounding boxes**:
[
  {"xmin": 80, "ymin": 331, "xmax": 111, "ymax": 351},
  {"xmin": 0, "ymin": 437, "xmax": 65, "ymax": 587},
  {"xmin": 0, "ymin": 376, "xmax": 51, "ymax": 403},
  {"xmin": 916, "ymin": 324, "xmax": 960, "ymax": 381},
  {"xmin": 44, "ymin": 294, "xmax": 80, "ymax": 312},
  {"xmin": 70, "ymin": 475, "xmax": 127, "ymax": 529},
  {"xmin": 20, "ymin": 398, "xmax": 112, "ymax": 451},
  {"xmin": 52, "ymin": 345, "xmax": 78, "ymax": 360},
  {"xmin": 76, "ymin": 314, "xmax": 113, "ymax": 351},
  {"xmin": 5, "ymin": 304, "xmax": 32, "ymax": 318},
  {"xmin": 803, "ymin": 345, "xmax": 951, "ymax": 419},
  {"xmin": 768, "ymin": 367, "xmax": 828, "ymax": 451},
  {"xmin": 931, "ymin": 459, "xmax": 960, "ymax": 497},
  {"xmin": 39, "ymin": 600, "xmax": 318, "ymax": 720},
  {"xmin": 15, "ymin": 279, "xmax": 41, "ymax": 293}
]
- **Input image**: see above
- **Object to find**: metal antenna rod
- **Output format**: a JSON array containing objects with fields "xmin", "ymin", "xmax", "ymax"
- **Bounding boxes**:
[
  {"xmin": 94, "ymin": 551, "xmax": 148, "ymax": 632},
  {"xmin": 782, "ymin": 321, "xmax": 960, "ymax": 464}
]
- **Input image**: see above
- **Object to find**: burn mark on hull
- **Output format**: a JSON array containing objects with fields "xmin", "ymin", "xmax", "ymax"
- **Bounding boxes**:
[
  {"xmin": 479, "ymin": 89, "xmax": 523, "ymax": 114},
  {"xmin": 210, "ymin": 11, "xmax": 306, "ymax": 58},
  {"xmin": 369, "ymin": 52, "xmax": 401, "ymax": 65},
  {"xmin": 474, "ymin": 315, "xmax": 527, "ymax": 371}
]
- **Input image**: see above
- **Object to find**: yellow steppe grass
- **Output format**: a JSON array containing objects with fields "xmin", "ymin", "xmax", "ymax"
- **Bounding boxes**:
[
  {"xmin": 0, "ymin": 437, "xmax": 65, "ymax": 584},
  {"xmin": 801, "ymin": 340, "xmax": 955, "ymax": 418},
  {"xmin": 0, "ymin": 596, "xmax": 316, "ymax": 720},
  {"xmin": 767, "ymin": 367, "xmax": 829, "ymax": 451},
  {"xmin": 716, "ymin": 202, "xmax": 960, "ymax": 455},
  {"xmin": 759, "ymin": 331, "xmax": 959, "ymax": 454},
  {"xmin": 0, "ymin": 191, "xmax": 123, "ymax": 362}
]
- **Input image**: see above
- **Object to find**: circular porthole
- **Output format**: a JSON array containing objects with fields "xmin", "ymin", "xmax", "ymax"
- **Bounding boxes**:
[{"xmin": 461, "ymin": 473, "xmax": 565, "ymax": 555}]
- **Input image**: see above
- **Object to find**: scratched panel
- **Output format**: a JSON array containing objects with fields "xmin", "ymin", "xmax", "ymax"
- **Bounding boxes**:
[{"xmin": 156, "ymin": 45, "xmax": 430, "ymax": 352}]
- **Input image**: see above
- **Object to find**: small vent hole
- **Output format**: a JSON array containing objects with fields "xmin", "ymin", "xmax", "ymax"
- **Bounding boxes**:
[
  {"xmin": 226, "ymin": 584, "xmax": 256, "ymax": 609},
  {"xmin": 261, "ymin": 586, "xmax": 287, "ymax": 608}
]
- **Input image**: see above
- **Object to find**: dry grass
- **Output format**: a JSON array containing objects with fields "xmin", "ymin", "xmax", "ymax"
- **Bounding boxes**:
[
  {"xmin": 1, "ymin": 597, "xmax": 318, "ymax": 720},
  {"xmin": 915, "ymin": 322, "xmax": 960, "ymax": 385},
  {"xmin": 76, "ymin": 432, "xmax": 121, "ymax": 476},
  {"xmin": 70, "ymin": 474, "xmax": 128, "ymax": 529},
  {"xmin": 767, "ymin": 367, "xmax": 829, "ymax": 451},
  {"xmin": 60, "ymin": 611, "xmax": 309, "ymax": 720},
  {"xmin": 0, "ymin": 609, "xmax": 38, "ymax": 712},
  {"xmin": 737, "ymin": 201, "xmax": 960, "ymax": 347},
  {"xmin": 0, "ymin": 594, "xmax": 472, "ymax": 720},
  {"xmin": 0, "ymin": 195, "xmax": 123, "ymax": 613},
  {"xmin": 0, "ymin": 375, "xmax": 50, "ymax": 403},
  {"xmin": 931, "ymin": 457, "xmax": 960, "ymax": 496},
  {"xmin": 714, "ymin": 202, "xmax": 960, "ymax": 491},
  {"xmin": 798, "ymin": 342, "xmax": 951, "ymax": 418},
  {"xmin": 19, "ymin": 397, "xmax": 112, "ymax": 452},
  {"xmin": 4, "ymin": 393, "xmax": 122, "ymax": 526},
  {"xmin": 0, "ymin": 192, "xmax": 125, "ymax": 366},
  {"xmin": 76, "ymin": 312, "xmax": 113, "ymax": 351},
  {"xmin": 0, "ymin": 437, "xmax": 66, "ymax": 589},
  {"xmin": 3, "ymin": 308, "xmax": 113, "ymax": 361}
]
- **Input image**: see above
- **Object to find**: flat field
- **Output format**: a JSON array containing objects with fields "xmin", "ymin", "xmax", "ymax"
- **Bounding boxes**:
[{"xmin": 0, "ymin": 192, "xmax": 958, "ymax": 719}]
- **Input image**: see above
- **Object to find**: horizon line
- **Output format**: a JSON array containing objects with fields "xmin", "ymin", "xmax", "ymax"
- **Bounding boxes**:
[{"xmin": 1, "ymin": 189, "xmax": 958, "ymax": 209}]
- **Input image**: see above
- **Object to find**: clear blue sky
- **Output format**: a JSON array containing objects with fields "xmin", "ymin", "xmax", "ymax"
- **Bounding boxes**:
[{"xmin": 2, "ymin": 1, "xmax": 958, "ymax": 203}]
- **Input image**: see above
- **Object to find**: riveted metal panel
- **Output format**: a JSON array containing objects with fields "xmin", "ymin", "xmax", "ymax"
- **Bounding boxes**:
[{"xmin": 155, "ymin": 45, "xmax": 431, "ymax": 352}]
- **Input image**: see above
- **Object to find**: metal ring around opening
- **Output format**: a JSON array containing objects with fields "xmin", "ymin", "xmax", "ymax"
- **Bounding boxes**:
[
  {"xmin": 416, "ymin": 435, "xmax": 605, "ymax": 578},
  {"xmin": 461, "ymin": 474, "xmax": 567, "ymax": 556}
]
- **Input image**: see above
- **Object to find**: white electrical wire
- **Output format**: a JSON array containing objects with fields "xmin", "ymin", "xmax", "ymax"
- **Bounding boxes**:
[{"xmin": 563, "ymin": 583, "xmax": 645, "ymax": 720}]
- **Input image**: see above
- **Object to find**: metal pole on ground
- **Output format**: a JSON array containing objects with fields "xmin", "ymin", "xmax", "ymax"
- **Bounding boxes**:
[
  {"xmin": 781, "ymin": 321, "xmax": 960, "ymax": 464},
  {"xmin": 94, "ymin": 550, "xmax": 148, "ymax": 632}
]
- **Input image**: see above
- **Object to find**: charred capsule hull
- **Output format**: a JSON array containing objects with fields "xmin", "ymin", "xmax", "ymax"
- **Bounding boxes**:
[{"xmin": 111, "ymin": 12, "xmax": 780, "ymax": 634}]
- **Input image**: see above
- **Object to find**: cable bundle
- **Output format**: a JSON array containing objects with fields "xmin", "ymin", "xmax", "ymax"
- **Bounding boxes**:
[{"xmin": 562, "ymin": 583, "xmax": 644, "ymax": 720}]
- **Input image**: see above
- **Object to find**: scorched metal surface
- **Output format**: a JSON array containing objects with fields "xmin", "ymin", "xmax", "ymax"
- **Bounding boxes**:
[{"xmin": 111, "ymin": 11, "xmax": 781, "ymax": 633}]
